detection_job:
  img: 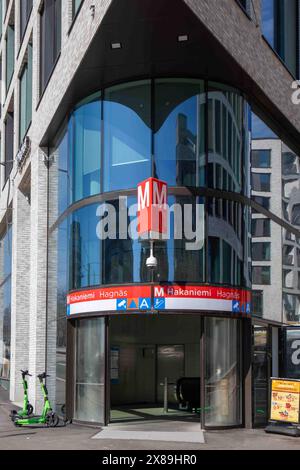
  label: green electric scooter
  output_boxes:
[10,370,34,421]
[14,372,59,428]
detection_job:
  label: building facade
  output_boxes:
[0,0,300,430]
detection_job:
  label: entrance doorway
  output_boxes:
[109,315,201,424]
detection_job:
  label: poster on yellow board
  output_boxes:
[270,379,300,424]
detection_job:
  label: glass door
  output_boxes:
[252,325,271,427]
[74,317,106,424]
[204,318,242,427]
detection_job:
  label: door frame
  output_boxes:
[66,316,109,426]
[66,312,246,429]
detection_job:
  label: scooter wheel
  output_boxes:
[46,412,59,428]
[27,404,34,415]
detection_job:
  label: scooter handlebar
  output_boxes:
[37,372,50,380]
[20,370,32,376]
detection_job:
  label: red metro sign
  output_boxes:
[137,177,168,239]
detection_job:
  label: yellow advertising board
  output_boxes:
[270,379,300,424]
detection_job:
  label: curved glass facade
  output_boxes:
[52,78,250,214]
[47,78,253,427]
[49,78,252,290]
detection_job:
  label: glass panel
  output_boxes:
[73,96,101,202]
[20,0,33,40]
[103,81,151,192]
[251,150,271,168]
[102,195,205,285]
[70,204,101,289]
[283,293,300,324]
[208,198,245,286]
[252,196,270,211]
[251,173,270,192]
[40,0,61,94]
[74,317,106,423]
[204,318,242,427]
[261,0,275,47]
[252,242,271,261]
[252,291,263,317]
[252,218,270,237]
[6,24,14,90]
[284,328,300,378]
[208,83,243,193]
[252,266,271,285]
[19,43,32,143]
[154,78,205,187]
[5,112,13,181]
[252,326,270,427]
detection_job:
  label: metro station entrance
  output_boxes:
[68,313,243,428]
[109,314,201,424]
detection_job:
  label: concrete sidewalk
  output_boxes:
[1,387,300,450]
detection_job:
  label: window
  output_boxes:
[154,79,206,187]
[208,83,244,193]
[20,0,33,41]
[252,218,270,237]
[291,204,300,226]
[261,0,298,77]
[251,173,271,192]
[4,111,14,183]
[19,43,32,143]
[251,150,271,168]
[282,151,298,175]
[72,0,83,18]
[40,0,61,95]
[103,81,151,192]
[252,242,271,261]
[283,293,300,323]
[252,196,270,211]
[252,266,271,285]
[6,23,14,91]
[72,95,101,202]
[252,291,263,317]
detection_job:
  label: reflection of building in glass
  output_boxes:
[251,131,300,324]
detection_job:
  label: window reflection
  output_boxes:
[103,81,151,192]
[208,83,244,194]
[73,95,101,202]
[208,198,246,286]
[154,79,205,186]
[70,204,101,289]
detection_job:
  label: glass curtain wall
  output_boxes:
[103,81,151,192]
[154,79,206,187]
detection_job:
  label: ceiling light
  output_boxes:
[178,35,188,42]
[111,42,122,50]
